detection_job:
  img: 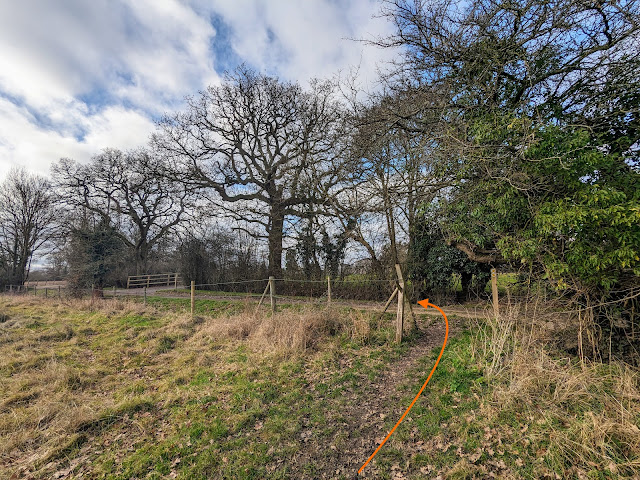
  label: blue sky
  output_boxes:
[0,0,396,181]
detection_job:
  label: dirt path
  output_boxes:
[291,314,463,479]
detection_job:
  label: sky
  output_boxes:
[0,0,397,182]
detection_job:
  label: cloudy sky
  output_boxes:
[0,0,396,182]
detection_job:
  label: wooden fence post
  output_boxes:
[491,268,499,318]
[34,285,37,297]
[255,280,270,315]
[190,281,195,317]
[45,287,48,298]
[269,276,276,314]
[174,274,178,291]
[327,276,332,305]
[395,264,405,344]
[58,285,61,299]
[113,285,116,298]
[144,286,147,305]
[380,287,398,315]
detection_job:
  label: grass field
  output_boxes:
[1,295,638,479]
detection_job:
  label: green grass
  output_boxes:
[379,325,640,479]
[1,295,637,479]
[0,295,414,479]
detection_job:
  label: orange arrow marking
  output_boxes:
[357,299,449,477]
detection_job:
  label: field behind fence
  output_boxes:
[3,268,505,344]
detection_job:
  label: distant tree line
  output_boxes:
[1,0,638,359]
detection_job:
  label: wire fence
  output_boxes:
[1,275,405,313]
[2,269,511,321]
[186,277,398,302]
[1,273,478,307]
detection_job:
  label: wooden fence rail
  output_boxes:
[126,273,181,289]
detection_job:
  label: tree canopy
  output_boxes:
[154,66,354,278]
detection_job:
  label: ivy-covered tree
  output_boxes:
[295,217,322,280]
[66,219,126,297]
[52,149,194,276]
[409,213,490,304]
[320,228,347,279]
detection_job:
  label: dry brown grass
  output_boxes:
[0,294,377,477]
[0,295,164,476]
[470,300,640,477]
[190,306,363,355]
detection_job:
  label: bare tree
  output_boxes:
[373,0,640,264]
[154,66,352,278]
[51,148,195,275]
[328,90,453,277]
[0,168,57,286]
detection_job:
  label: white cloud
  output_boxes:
[0,0,217,113]
[0,0,220,179]
[205,0,396,86]
[0,98,156,179]
[0,0,399,182]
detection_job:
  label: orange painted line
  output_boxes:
[357,299,449,477]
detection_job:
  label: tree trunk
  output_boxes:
[135,247,148,276]
[380,169,399,266]
[15,252,30,286]
[268,204,284,278]
[459,271,473,302]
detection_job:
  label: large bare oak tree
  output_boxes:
[154,67,352,277]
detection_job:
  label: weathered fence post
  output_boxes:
[327,276,332,305]
[45,287,48,298]
[113,285,116,298]
[174,274,178,291]
[269,276,276,314]
[395,264,405,344]
[491,268,499,317]
[58,285,61,299]
[255,280,270,315]
[190,281,195,317]
[144,286,147,305]
[34,285,37,297]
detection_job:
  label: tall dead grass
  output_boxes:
[471,300,640,476]
[190,306,372,354]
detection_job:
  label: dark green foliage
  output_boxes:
[66,220,126,294]
[178,237,213,287]
[409,214,490,303]
[499,126,640,292]
[320,228,347,279]
[295,217,321,280]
